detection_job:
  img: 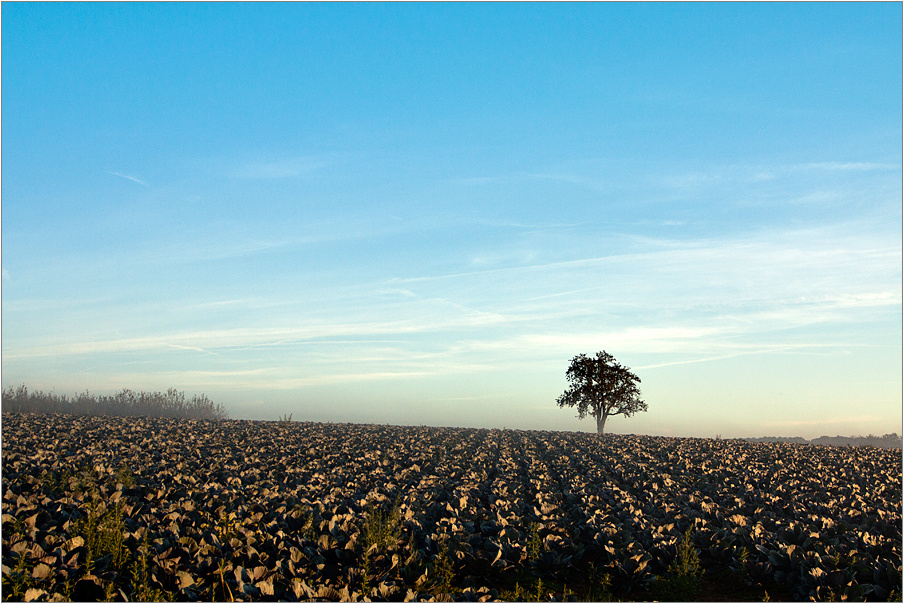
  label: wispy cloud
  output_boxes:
[520,327,724,356]
[2,307,512,360]
[178,298,258,311]
[109,172,148,186]
[452,159,900,207]
[85,362,493,392]
[148,237,297,266]
[389,226,900,301]
[632,345,853,370]
[166,343,212,353]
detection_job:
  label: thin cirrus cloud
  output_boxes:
[452,326,865,367]
[11,224,895,361]
[451,159,900,203]
[130,235,301,268]
[803,161,899,172]
[632,350,820,371]
[2,309,512,361]
[391,227,899,304]
[108,172,148,186]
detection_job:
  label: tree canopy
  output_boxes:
[556,351,647,433]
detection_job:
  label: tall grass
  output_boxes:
[2,384,228,420]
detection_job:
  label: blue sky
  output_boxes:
[2,3,901,438]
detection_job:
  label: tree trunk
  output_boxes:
[596,413,607,434]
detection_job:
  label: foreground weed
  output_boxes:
[732,545,753,586]
[73,497,130,573]
[72,503,100,574]
[2,553,33,599]
[292,504,320,541]
[113,462,136,488]
[363,498,402,552]
[212,558,235,602]
[359,499,403,595]
[432,537,456,596]
[528,522,543,561]
[585,562,613,602]
[503,577,551,603]
[671,528,702,576]
[76,462,102,494]
[58,575,74,601]
[104,580,118,601]
[361,551,371,595]
[38,468,73,495]
[652,527,703,601]
[8,515,26,544]
[535,578,545,601]
[216,510,241,544]
[278,412,293,427]
[130,530,169,602]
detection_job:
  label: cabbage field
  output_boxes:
[2,413,901,601]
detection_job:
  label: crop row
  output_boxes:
[1,413,901,601]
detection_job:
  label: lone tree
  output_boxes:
[557,351,647,434]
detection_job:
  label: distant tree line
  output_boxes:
[1,385,229,421]
[745,434,902,449]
